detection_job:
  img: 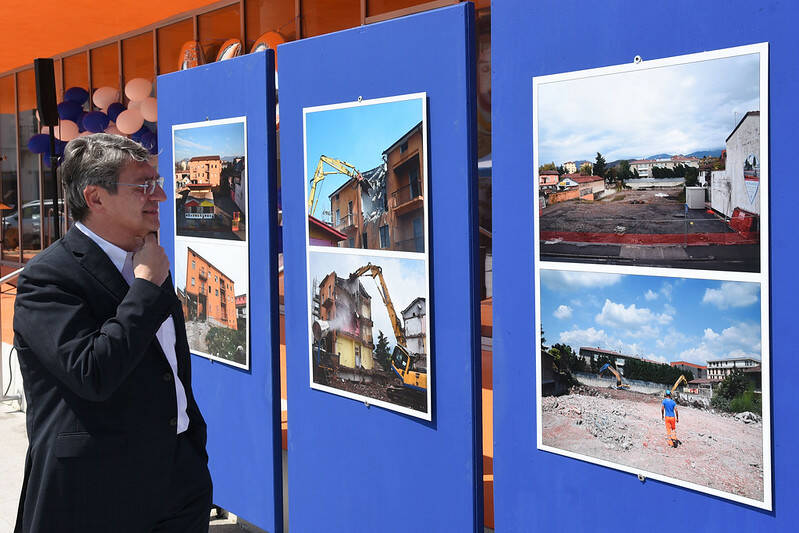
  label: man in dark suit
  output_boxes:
[13,133,211,532]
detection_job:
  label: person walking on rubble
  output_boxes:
[661,390,679,448]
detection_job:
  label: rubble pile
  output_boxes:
[543,394,636,451]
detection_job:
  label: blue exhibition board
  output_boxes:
[279,4,482,532]
[157,52,282,532]
[493,1,798,531]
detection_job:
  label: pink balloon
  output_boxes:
[40,125,50,135]
[128,100,142,111]
[116,109,144,135]
[105,123,121,135]
[79,131,93,137]
[93,86,119,109]
[54,120,79,141]
[124,78,152,102]
[140,97,158,122]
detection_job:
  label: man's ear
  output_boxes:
[83,185,105,213]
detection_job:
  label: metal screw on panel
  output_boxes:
[633,55,642,64]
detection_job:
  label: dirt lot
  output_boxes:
[542,386,764,502]
[540,188,731,234]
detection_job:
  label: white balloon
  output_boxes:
[140,97,158,122]
[54,120,79,141]
[116,109,144,135]
[124,78,152,102]
[93,86,119,110]
[79,131,92,137]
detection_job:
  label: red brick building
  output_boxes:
[185,247,237,330]
[188,155,222,187]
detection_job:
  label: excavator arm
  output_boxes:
[308,155,362,216]
[670,374,688,395]
[348,263,406,347]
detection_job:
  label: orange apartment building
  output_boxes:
[185,246,238,330]
[327,121,425,252]
[317,271,374,370]
[188,155,223,186]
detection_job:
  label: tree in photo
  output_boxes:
[579,162,592,175]
[593,152,606,178]
[539,162,557,173]
[374,330,391,372]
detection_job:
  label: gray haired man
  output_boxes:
[13,133,211,532]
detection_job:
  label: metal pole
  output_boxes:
[49,130,60,241]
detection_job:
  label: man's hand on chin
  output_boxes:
[133,232,170,285]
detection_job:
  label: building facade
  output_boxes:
[385,121,425,252]
[629,156,700,178]
[711,111,760,218]
[185,246,238,330]
[188,155,222,186]
[670,361,708,380]
[318,271,375,370]
[401,297,427,370]
[706,357,760,380]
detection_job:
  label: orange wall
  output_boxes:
[0,0,222,73]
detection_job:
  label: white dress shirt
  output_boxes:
[75,222,189,434]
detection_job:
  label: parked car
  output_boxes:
[2,199,66,249]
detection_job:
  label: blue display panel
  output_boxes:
[279,4,482,532]
[493,0,798,530]
[157,51,283,532]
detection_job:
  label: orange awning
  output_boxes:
[0,1,220,74]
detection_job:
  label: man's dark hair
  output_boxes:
[60,133,151,222]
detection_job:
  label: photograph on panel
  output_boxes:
[304,93,428,254]
[308,249,431,419]
[173,117,248,241]
[537,269,769,508]
[174,237,249,369]
[534,44,766,273]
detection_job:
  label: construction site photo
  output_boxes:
[173,118,248,241]
[535,49,763,273]
[308,250,430,418]
[304,94,427,254]
[538,269,768,506]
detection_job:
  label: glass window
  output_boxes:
[157,18,193,75]
[122,33,154,96]
[198,4,241,63]
[379,225,389,248]
[191,278,195,286]
[63,53,88,104]
[16,69,42,260]
[90,43,119,107]
[301,0,359,38]
[367,0,422,18]
[245,0,296,48]
[0,75,19,262]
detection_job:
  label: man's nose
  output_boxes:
[151,183,167,201]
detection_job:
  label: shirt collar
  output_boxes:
[75,221,131,274]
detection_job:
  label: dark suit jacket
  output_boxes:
[13,227,207,533]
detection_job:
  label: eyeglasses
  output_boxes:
[116,176,165,195]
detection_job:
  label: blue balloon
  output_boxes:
[131,126,149,142]
[27,134,50,154]
[82,111,110,133]
[55,139,67,156]
[107,102,125,122]
[63,87,89,105]
[57,101,82,122]
[76,111,87,132]
[140,130,157,153]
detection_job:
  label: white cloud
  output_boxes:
[663,303,676,316]
[595,299,673,328]
[702,282,760,309]
[644,289,658,301]
[541,271,622,291]
[678,322,761,365]
[559,327,610,348]
[553,305,573,320]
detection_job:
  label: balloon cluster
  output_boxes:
[27,78,159,167]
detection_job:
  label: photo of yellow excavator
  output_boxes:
[598,363,630,390]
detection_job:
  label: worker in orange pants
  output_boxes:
[661,390,679,448]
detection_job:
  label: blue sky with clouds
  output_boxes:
[540,270,762,366]
[174,121,245,161]
[304,97,423,214]
[537,52,760,165]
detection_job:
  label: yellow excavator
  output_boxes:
[598,363,630,390]
[348,263,427,410]
[307,155,362,217]
[670,374,688,396]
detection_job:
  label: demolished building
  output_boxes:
[316,271,375,370]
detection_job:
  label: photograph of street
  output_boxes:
[537,268,769,507]
[173,117,247,241]
[175,237,249,369]
[308,250,430,419]
[304,94,427,254]
[535,47,765,273]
